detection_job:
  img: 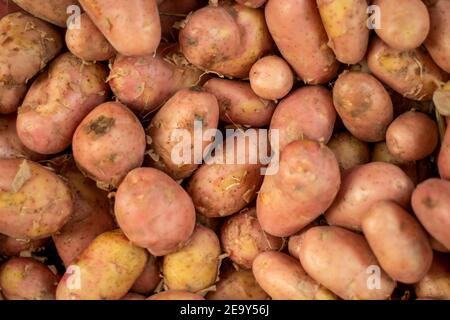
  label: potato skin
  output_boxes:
[203,79,276,127]
[72,102,146,189]
[0,257,58,300]
[414,252,450,300]
[325,162,415,231]
[0,159,73,239]
[148,291,205,300]
[236,0,267,8]
[163,225,221,293]
[0,235,46,257]
[327,132,370,172]
[362,200,433,284]
[0,12,62,114]
[425,0,450,73]
[411,178,450,250]
[333,71,393,142]
[386,111,438,161]
[12,0,77,27]
[221,208,283,269]
[438,124,450,180]
[299,226,396,300]
[270,86,336,151]
[131,255,160,295]
[115,168,196,257]
[79,0,161,57]
[265,0,339,84]
[253,251,337,300]
[17,53,109,155]
[56,230,148,300]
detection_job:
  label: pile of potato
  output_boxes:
[0,0,449,301]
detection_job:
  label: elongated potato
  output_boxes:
[438,124,450,180]
[79,0,161,56]
[0,12,62,114]
[115,168,196,257]
[265,0,339,84]
[411,178,450,250]
[17,53,109,155]
[163,225,221,293]
[327,132,370,172]
[0,257,58,300]
[425,0,450,73]
[0,159,73,239]
[270,86,336,150]
[253,251,336,300]
[56,230,148,300]
[12,0,77,27]
[325,162,415,231]
[0,235,46,256]
[131,255,160,295]
[300,226,396,300]
[414,252,450,300]
[148,291,205,300]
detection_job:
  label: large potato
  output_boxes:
[438,123,450,180]
[300,226,396,300]
[425,0,450,73]
[414,252,450,300]
[12,0,78,27]
[115,168,196,257]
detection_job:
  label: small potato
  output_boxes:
[163,225,221,293]
[411,178,450,250]
[249,55,294,100]
[325,162,415,231]
[203,78,276,127]
[269,86,336,150]
[121,293,146,300]
[0,159,73,239]
[332,71,393,142]
[253,251,336,300]
[362,200,433,284]
[425,0,450,73]
[0,235,46,256]
[148,291,205,300]
[373,0,430,50]
[236,0,267,8]
[438,123,450,180]
[414,252,450,300]
[72,102,146,190]
[12,0,77,27]
[300,226,396,300]
[131,255,160,295]
[221,208,283,269]
[115,168,196,257]
[17,53,109,155]
[66,13,116,62]
[327,132,370,172]
[386,111,438,161]
[56,230,148,300]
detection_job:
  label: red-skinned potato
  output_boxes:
[72,102,146,190]
[0,235,46,256]
[115,167,196,257]
[79,0,161,57]
[438,123,450,180]
[12,0,78,27]
[425,0,450,73]
[414,252,450,300]
[148,291,205,300]
[236,0,267,8]
[300,226,396,300]
[327,132,370,172]
[131,255,160,295]
[17,53,109,155]
[325,162,415,231]
[265,0,339,84]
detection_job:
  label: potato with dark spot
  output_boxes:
[414,252,450,300]
[148,291,205,300]
[12,0,78,27]
[327,132,370,172]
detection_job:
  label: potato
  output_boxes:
[12,0,77,27]
[300,226,396,300]
[108,44,204,116]
[65,13,116,62]
[148,291,205,300]
[56,229,148,300]
[236,0,267,8]
[367,37,446,101]
[317,0,369,64]
[362,200,433,284]
[265,0,339,84]
[131,255,160,295]
[206,267,268,300]
[147,88,219,180]
[179,3,273,78]
[373,0,430,50]
[0,257,58,300]
[269,86,336,151]
[115,168,196,257]
[438,123,450,180]
[414,252,450,300]
[253,251,336,300]
[221,208,283,269]
[425,0,450,73]
[0,235,46,256]
[249,55,294,100]
[411,178,450,250]
[0,12,62,114]
[203,78,276,127]
[0,159,73,239]
[158,0,203,40]
[386,111,438,161]
[433,81,450,116]
[163,225,221,293]
[121,293,146,300]
[325,162,415,231]
[332,71,393,142]
[17,53,109,155]
[79,0,161,57]
[327,132,370,172]
[72,102,146,190]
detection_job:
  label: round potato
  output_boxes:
[414,252,450,300]
[425,0,450,73]
[327,132,370,172]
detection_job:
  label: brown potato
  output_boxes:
[414,252,450,300]
[425,0,450,73]
[148,291,205,300]
[327,132,370,172]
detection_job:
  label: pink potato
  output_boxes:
[438,123,450,180]
[17,53,109,155]
[425,0,450,73]
[12,0,78,27]
[0,234,47,256]
[327,132,370,172]
[131,255,160,295]
[148,291,205,300]
[236,0,267,8]
[414,252,450,300]
[72,102,146,190]
[115,167,196,257]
